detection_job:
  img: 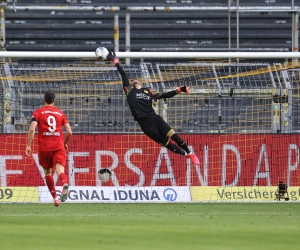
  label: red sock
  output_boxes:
[59,173,68,186]
[45,175,57,199]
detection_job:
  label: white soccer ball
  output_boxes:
[95,47,109,60]
[98,168,112,183]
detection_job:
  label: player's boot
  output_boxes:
[60,184,69,202]
[54,198,61,207]
[185,86,191,94]
[186,153,200,165]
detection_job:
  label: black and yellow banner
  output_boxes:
[0,187,39,203]
[191,186,300,202]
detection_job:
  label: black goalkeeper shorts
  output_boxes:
[137,115,172,146]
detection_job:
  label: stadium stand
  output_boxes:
[4,0,300,52]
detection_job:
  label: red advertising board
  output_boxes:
[1,134,300,186]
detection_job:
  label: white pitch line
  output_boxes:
[0,212,297,217]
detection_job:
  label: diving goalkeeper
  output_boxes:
[100,50,199,165]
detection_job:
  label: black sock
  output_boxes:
[166,142,186,156]
[171,133,190,154]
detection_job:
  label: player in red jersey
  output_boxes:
[25,90,72,207]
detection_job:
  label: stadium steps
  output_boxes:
[4,1,297,52]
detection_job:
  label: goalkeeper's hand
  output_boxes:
[176,86,190,94]
[107,50,119,64]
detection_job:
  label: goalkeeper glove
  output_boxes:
[176,86,190,94]
[107,50,119,64]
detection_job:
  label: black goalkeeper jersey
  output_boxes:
[115,62,177,121]
[125,87,159,120]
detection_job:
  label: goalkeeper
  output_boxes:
[100,50,199,165]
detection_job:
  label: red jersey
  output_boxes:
[32,106,68,151]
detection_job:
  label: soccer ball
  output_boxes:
[95,47,109,60]
[98,168,112,183]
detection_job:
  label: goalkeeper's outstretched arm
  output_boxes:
[105,50,130,92]
[152,86,191,99]
[98,49,191,96]
[115,64,130,89]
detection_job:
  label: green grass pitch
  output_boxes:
[0,203,299,250]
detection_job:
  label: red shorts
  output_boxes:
[38,148,66,169]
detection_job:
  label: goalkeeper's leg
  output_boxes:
[168,131,200,165]
[169,133,191,154]
[165,142,186,155]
